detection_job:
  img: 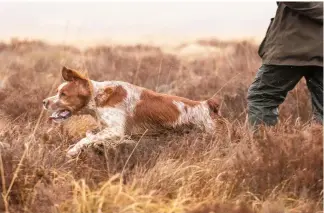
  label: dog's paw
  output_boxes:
[66,146,81,158]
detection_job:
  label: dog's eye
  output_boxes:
[60,92,66,97]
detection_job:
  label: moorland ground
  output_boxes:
[0,39,322,213]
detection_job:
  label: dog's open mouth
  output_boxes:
[49,109,72,123]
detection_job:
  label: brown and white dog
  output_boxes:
[43,67,220,157]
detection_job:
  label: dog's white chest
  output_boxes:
[97,107,126,133]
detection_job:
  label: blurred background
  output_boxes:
[0,1,277,46]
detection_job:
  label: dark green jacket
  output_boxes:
[258,2,323,67]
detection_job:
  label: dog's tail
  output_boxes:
[206,95,221,115]
[204,73,240,115]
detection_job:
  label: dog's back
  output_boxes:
[92,80,219,135]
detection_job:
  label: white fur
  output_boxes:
[58,82,69,91]
[43,82,68,110]
[91,80,142,115]
[172,101,215,131]
[67,127,124,157]
[67,80,142,157]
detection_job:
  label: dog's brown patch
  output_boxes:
[95,86,127,107]
[54,80,91,112]
[45,67,92,113]
[131,90,199,128]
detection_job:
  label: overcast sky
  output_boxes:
[0,1,277,45]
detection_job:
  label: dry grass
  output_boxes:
[0,38,322,213]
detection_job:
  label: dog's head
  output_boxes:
[43,66,92,123]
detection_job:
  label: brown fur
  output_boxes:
[130,90,180,129]
[45,67,92,113]
[129,89,199,130]
[62,66,88,82]
[94,86,127,107]
[49,81,90,112]
[133,85,201,107]
[206,96,220,115]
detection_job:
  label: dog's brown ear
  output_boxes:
[62,66,87,81]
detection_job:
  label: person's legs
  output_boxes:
[247,64,304,126]
[304,66,323,124]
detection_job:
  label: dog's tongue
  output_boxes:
[59,110,70,117]
[49,110,71,120]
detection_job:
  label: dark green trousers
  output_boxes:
[247,64,323,126]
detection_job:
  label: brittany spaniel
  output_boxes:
[43,67,220,157]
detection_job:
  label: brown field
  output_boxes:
[0,38,322,213]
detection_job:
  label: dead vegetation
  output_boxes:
[0,38,322,213]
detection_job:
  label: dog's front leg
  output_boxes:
[66,127,124,158]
